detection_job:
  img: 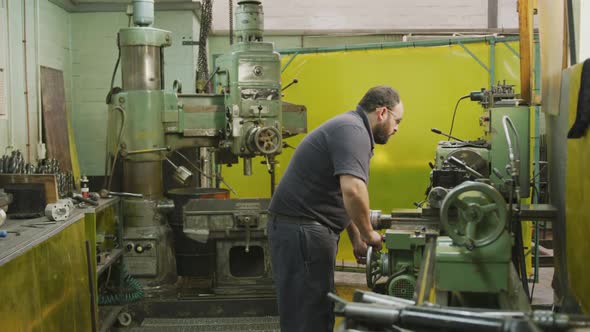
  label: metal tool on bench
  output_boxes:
[45,199,76,221]
[99,189,143,199]
[0,190,10,227]
[0,230,21,237]
[71,193,100,206]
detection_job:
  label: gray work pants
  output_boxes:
[268,214,340,332]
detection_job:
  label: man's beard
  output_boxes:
[373,123,391,145]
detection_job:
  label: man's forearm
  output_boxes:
[340,175,382,250]
[341,181,373,241]
[346,222,362,244]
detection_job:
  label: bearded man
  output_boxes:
[268,86,405,332]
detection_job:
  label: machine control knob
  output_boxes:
[135,245,144,254]
[126,243,134,252]
[145,243,153,250]
[248,126,281,155]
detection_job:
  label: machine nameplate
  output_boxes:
[183,105,223,113]
[235,202,262,210]
[183,129,219,137]
[126,257,157,277]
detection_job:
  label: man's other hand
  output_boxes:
[352,239,368,264]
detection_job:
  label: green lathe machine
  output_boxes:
[105,0,306,294]
[366,83,548,310]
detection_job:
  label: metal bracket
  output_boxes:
[501,41,520,59]
[457,41,490,73]
[281,52,299,73]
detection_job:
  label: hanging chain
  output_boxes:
[196,0,213,92]
[229,0,234,45]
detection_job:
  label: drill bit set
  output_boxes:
[0,149,75,198]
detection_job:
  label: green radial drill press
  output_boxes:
[105,0,306,290]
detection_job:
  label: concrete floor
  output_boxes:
[530,267,554,307]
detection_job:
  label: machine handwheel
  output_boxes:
[366,246,383,289]
[254,127,281,155]
[439,181,506,249]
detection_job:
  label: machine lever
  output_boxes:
[492,167,505,180]
[205,67,219,87]
[281,78,298,91]
[431,128,465,142]
[448,156,485,179]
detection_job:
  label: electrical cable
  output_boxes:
[447,95,471,139]
[106,106,126,191]
[107,43,121,104]
[502,116,521,177]
[98,265,144,305]
[103,43,122,189]
[502,115,530,301]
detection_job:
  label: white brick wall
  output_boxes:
[498,0,518,29]
[579,0,590,61]
[212,0,519,32]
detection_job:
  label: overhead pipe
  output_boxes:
[278,35,520,55]
[34,0,45,159]
[4,0,13,149]
[22,0,32,162]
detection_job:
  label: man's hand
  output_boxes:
[341,175,383,254]
[351,238,368,264]
[366,230,383,251]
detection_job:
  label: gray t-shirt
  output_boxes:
[269,106,375,232]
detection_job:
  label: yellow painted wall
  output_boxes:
[221,41,522,262]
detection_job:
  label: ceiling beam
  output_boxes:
[48,0,200,15]
[210,28,521,37]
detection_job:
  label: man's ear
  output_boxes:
[378,107,387,120]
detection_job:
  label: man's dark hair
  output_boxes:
[358,86,400,113]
